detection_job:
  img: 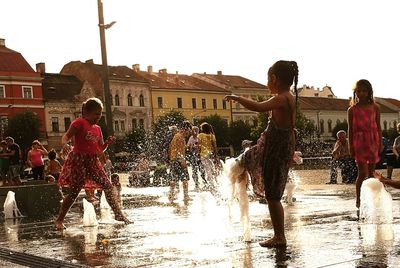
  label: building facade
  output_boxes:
[60,60,152,137]
[0,38,46,140]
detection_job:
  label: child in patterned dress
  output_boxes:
[225,60,298,248]
[348,79,383,209]
[54,97,131,230]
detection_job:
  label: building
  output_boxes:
[298,85,336,98]
[133,66,232,123]
[39,64,84,150]
[192,71,269,124]
[60,60,152,136]
[299,96,399,140]
[0,38,46,139]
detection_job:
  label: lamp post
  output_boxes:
[97,0,115,136]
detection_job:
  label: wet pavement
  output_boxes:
[1,168,400,267]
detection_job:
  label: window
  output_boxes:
[222,100,227,109]
[139,119,144,129]
[201,98,206,109]
[383,121,388,131]
[51,117,59,132]
[157,97,163,108]
[328,119,332,133]
[177,97,182,108]
[64,117,71,132]
[114,120,120,132]
[114,94,120,106]
[109,94,113,105]
[127,94,133,106]
[0,85,5,98]
[139,94,144,107]
[132,118,137,129]
[319,119,325,133]
[120,120,125,132]
[213,99,217,110]
[192,98,197,109]
[22,86,33,99]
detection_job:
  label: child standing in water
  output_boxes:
[348,79,382,209]
[54,97,131,230]
[224,60,298,248]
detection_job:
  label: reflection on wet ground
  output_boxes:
[1,169,400,267]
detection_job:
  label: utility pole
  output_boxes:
[97,0,114,136]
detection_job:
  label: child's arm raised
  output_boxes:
[224,94,287,113]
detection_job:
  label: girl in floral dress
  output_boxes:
[54,97,131,230]
[348,79,382,208]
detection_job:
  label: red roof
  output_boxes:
[0,45,35,73]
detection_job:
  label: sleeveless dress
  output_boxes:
[351,104,380,164]
[243,98,295,200]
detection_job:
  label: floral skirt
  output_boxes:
[58,151,112,190]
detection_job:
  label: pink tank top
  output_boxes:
[29,150,44,167]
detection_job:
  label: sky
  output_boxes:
[1,0,399,100]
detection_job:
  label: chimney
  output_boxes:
[217,70,222,76]
[85,59,94,64]
[36,62,46,74]
[0,38,5,47]
[147,65,153,73]
[132,64,140,72]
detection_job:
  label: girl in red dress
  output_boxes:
[54,97,131,230]
[348,79,383,208]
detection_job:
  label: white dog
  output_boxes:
[221,152,251,242]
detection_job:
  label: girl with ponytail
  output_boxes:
[224,60,298,248]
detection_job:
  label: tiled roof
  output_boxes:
[381,98,400,108]
[298,96,398,113]
[0,45,35,73]
[90,64,149,83]
[135,71,227,92]
[42,73,82,101]
[193,73,267,89]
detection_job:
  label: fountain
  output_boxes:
[100,191,113,222]
[360,178,393,224]
[3,191,23,219]
[83,198,99,227]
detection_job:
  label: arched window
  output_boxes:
[336,119,341,125]
[383,120,387,131]
[328,119,332,133]
[109,94,113,105]
[320,119,325,133]
[114,94,120,106]
[139,94,145,107]
[127,94,133,106]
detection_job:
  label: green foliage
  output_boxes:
[229,120,252,152]
[331,121,348,139]
[152,111,187,161]
[5,110,41,153]
[116,128,146,153]
[195,114,229,147]
[295,110,316,143]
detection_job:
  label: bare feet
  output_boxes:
[115,214,133,224]
[259,237,287,248]
[54,220,66,231]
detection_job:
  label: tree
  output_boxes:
[229,120,252,153]
[331,121,348,139]
[152,111,187,161]
[196,114,229,147]
[5,110,41,158]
